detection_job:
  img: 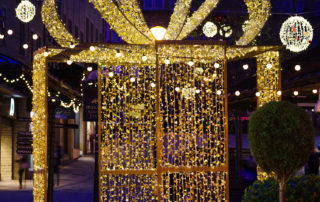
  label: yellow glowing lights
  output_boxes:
[0,34,4,39]
[267,63,272,69]
[67,60,72,65]
[23,43,29,49]
[164,58,170,65]
[313,89,318,94]
[256,92,261,97]
[277,90,282,96]
[295,65,301,71]
[130,77,136,82]
[108,72,114,77]
[7,29,13,35]
[203,21,218,38]
[33,34,38,40]
[214,63,220,68]
[235,91,240,96]
[70,43,76,49]
[87,67,93,72]
[151,83,156,88]
[90,46,95,51]
[217,90,222,95]
[142,55,147,62]
[294,91,299,96]
[243,64,249,70]
[116,50,121,58]
[44,52,49,57]
[188,60,194,66]
[150,26,167,40]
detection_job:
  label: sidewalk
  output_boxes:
[0,155,95,202]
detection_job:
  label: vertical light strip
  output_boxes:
[32,51,48,202]
[256,51,281,180]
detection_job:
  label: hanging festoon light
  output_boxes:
[280,16,313,52]
[203,21,218,38]
[15,0,36,23]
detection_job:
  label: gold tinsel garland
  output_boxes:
[165,0,193,40]
[177,0,220,40]
[236,0,271,45]
[41,0,79,48]
[89,0,152,44]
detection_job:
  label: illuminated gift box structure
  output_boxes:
[32,0,281,201]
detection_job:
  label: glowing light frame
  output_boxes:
[32,42,281,201]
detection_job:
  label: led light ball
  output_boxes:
[196,89,201,94]
[151,83,156,88]
[67,60,72,65]
[15,0,36,23]
[142,55,147,62]
[44,52,49,57]
[7,29,13,35]
[0,34,4,39]
[295,65,301,71]
[280,16,313,52]
[108,72,114,77]
[277,91,282,96]
[175,87,180,92]
[217,90,222,95]
[188,60,194,66]
[267,63,272,69]
[243,64,249,70]
[87,67,93,72]
[165,58,170,65]
[214,63,220,68]
[23,43,28,49]
[293,91,299,96]
[219,24,233,38]
[312,89,318,94]
[255,92,261,97]
[130,77,135,82]
[235,91,240,96]
[203,21,218,38]
[90,46,95,51]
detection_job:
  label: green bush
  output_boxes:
[243,175,320,202]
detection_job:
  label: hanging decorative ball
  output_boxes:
[203,21,218,38]
[280,16,313,52]
[16,0,36,23]
[219,24,233,38]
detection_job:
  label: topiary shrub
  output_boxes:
[248,101,314,202]
[243,175,320,202]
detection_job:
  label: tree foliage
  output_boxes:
[248,101,314,181]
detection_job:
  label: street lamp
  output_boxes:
[150,26,167,41]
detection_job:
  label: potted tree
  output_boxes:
[248,101,314,202]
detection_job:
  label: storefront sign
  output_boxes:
[83,85,98,122]
[16,131,33,154]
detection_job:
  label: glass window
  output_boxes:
[144,0,153,9]
[155,0,164,9]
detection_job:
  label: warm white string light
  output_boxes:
[295,64,301,71]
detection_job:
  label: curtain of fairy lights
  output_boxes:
[256,51,281,180]
[160,62,227,201]
[98,59,228,201]
[99,64,157,201]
